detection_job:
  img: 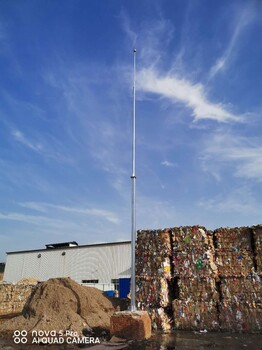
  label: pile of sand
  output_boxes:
[0,277,125,337]
[18,278,39,284]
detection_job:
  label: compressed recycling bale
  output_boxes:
[136,277,170,308]
[171,226,218,279]
[172,300,219,331]
[172,251,218,279]
[220,274,261,304]
[136,229,171,255]
[171,226,214,252]
[136,228,172,331]
[136,230,172,309]
[136,301,172,332]
[214,227,255,277]
[214,227,253,250]
[218,301,262,333]
[215,251,254,277]
[136,229,172,279]
[215,250,254,277]
[252,225,262,275]
[178,276,219,302]
[147,307,172,333]
[136,256,171,280]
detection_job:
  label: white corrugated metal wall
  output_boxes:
[3,242,131,284]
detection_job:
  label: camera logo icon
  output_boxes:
[13,330,28,344]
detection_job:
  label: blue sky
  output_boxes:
[0,0,261,261]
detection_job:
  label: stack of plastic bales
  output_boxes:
[171,226,219,330]
[252,225,262,275]
[135,224,262,332]
[214,227,261,332]
[136,229,172,331]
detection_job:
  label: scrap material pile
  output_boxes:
[253,225,262,275]
[218,275,262,332]
[171,226,219,331]
[136,225,262,333]
[214,227,254,277]
[136,229,172,331]
[214,227,261,332]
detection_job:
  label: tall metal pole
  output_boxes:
[131,48,137,312]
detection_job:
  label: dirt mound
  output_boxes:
[0,277,125,337]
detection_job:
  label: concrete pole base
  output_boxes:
[110,310,151,341]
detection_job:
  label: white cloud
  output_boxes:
[139,19,174,67]
[201,132,262,182]
[43,62,132,200]
[18,202,47,213]
[0,212,80,231]
[198,187,262,216]
[209,59,227,79]
[19,202,120,224]
[120,11,174,67]
[209,4,256,79]
[161,160,176,168]
[137,68,243,123]
[119,9,137,47]
[10,127,75,165]
[12,129,43,152]
[137,195,181,229]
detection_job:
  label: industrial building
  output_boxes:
[3,241,131,297]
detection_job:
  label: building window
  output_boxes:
[82,279,99,284]
[111,279,119,290]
